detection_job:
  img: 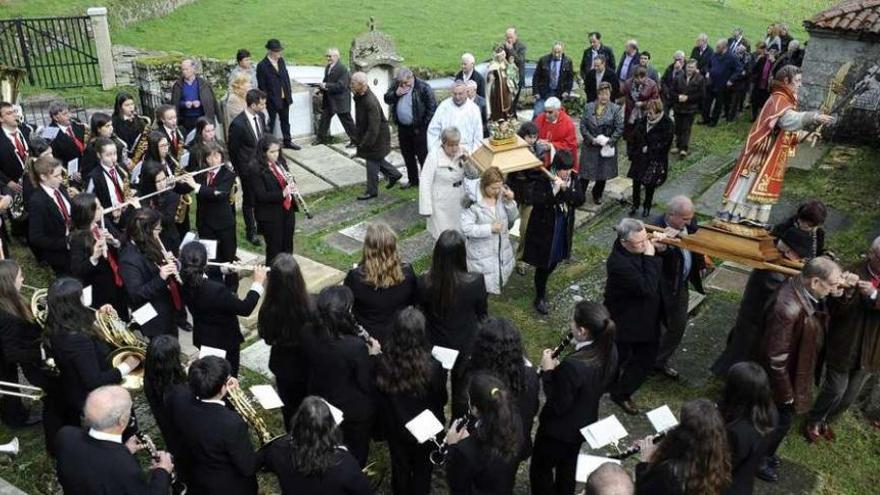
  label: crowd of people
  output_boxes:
[0,18,874,495]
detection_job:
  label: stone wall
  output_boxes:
[800,30,880,143]
[132,53,234,117]
[111,0,199,28]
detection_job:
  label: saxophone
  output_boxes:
[169,154,192,224]
[129,115,152,167]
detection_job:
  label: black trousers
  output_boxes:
[266,102,291,141]
[808,368,872,425]
[611,341,659,401]
[198,224,237,262]
[276,376,308,432]
[631,182,656,211]
[656,285,690,368]
[239,177,257,239]
[0,361,27,427]
[388,436,433,495]
[341,417,373,467]
[766,403,795,457]
[708,86,734,123]
[751,87,770,121]
[580,178,607,202]
[317,107,357,143]
[397,125,429,185]
[259,211,295,265]
[365,158,402,196]
[534,264,557,300]
[529,433,582,495]
[674,112,695,151]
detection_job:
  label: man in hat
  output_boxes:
[711,225,816,376]
[257,38,300,150]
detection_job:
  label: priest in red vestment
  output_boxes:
[535,97,579,171]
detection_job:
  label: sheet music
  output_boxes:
[67,158,79,176]
[646,405,679,433]
[431,346,459,370]
[131,303,158,326]
[198,345,227,359]
[323,399,344,425]
[81,285,92,307]
[580,415,628,449]
[405,409,445,444]
[250,385,284,409]
[40,126,60,140]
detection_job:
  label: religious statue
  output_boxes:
[717,65,833,228]
[486,44,518,122]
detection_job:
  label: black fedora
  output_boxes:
[265,39,283,51]
[779,226,813,259]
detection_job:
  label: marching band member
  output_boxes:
[46,100,86,170]
[171,356,259,495]
[179,241,265,376]
[375,307,447,495]
[530,300,618,495]
[185,116,217,172]
[27,156,73,275]
[251,135,297,265]
[68,193,128,319]
[154,105,186,163]
[119,208,182,338]
[257,253,315,428]
[137,159,197,256]
[305,286,381,467]
[111,93,145,153]
[85,137,132,228]
[46,277,140,427]
[141,131,195,242]
[262,396,372,495]
[193,141,237,284]
[80,113,128,180]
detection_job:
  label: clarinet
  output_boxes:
[538,332,573,375]
[429,414,475,466]
[135,431,177,483]
[355,323,372,343]
[608,431,666,460]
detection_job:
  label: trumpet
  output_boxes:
[0,380,44,400]
[281,169,313,219]
[226,386,284,446]
[429,414,475,466]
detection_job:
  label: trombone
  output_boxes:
[0,380,43,400]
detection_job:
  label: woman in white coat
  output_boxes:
[419,127,467,239]
[460,166,518,294]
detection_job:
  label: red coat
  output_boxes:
[535,109,579,171]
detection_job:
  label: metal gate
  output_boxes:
[0,16,100,89]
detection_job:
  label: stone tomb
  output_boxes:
[285,144,366,188]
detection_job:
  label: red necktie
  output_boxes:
[208,170,217,186]
[171,132,178,154]
[67,126,84,154]
[167,279,183,311]
[12,132,27,163]
[108,168,124,202]
[92,226,123,286]
[269,162,292,210]
[53,189,70,227]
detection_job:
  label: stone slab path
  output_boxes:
[285,145,366,188]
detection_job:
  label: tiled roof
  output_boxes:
[804,0,880,34]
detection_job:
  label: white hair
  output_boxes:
[441,127,461,145]
[697,33,708,41]
[788,40,800,50]
[544,97,562,110]
[674,50,686,60]
[181,58,198,70]
[667,195,694,215]
[327,47,340,57]
[351,72,367,85]
[461,53,475,64]
[452,80,468,90]
[615,218,645,241]
[84,386,131,431]
[396,67,414,81]
[871,235,880,253]
[465,80,478,89]
[627,39,638,49]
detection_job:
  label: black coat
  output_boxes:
[182,278,259,358]
[627,115,674,187]
[354,88,391,161]
[86,163,130,210]
[537,341,618,442]
[454,69,486,97]
[27,186,72,275]
[156,126,186,163]
[533,54,575,98]
[322,62,353,114]
[635,460,686,495]
[650,214,706,296]
[49,331,122,421]
[305,332,376,423]
[726,419,770,495]
[113,115,144,152]
[144,190,182,256]
[522,175,586,269]
[171,398,259,495]
[384,78,437,130]
[580,45,616,79]
[344,264,417,344]
[80,138,126,181]
[227,111,265,177]
[119,243,177,337]
[583,68,621,102]
[144,383,193,483]
[48,120,86,166]
[257,57,292,110]
[377,358,447,443]
[69,229,128,318]
[0,124,30,184]
[55,427,172,495]
[195,165,237,232]
[671,72,705,115]
[690,45,713,75]
[446,429,520,495]
[416,272,488,352]
[252,159,298,224]
[0,310,45,387]
[604,240,666,343]
[262,445,371,495]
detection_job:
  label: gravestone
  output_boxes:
[350,20,403,118]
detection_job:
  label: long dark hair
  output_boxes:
[467,372,522,462]
[192,117,214,147]
[125,208,165,265]
[258,254,313,346]
[45,277,97,338]
[719,361,778,435]
[0,261,32,321]
[650,399,732,495]
[376,307,433,396]
[137,159,166,196]
[144,335,186,409]
[572,300,616,380]
[71,192,98,232]
[465,318,526,396]
[424,229,469,313]
[179,241,207,289]
[145,131,168,163]
[288,396,343,476]
[112,92,134,118]
[89,112,112,143]
[314,286,358,340]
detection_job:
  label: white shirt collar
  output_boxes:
[575,340,594,350]
[88,428,122,444]
[200,398,225,406]
[40,183,60,198]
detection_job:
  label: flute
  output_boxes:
[102,163,226,216]
[206,261,270,273]
[155,235,182,284]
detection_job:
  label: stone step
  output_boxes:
[284,144,366,188]
[398,230,434,264]
[687,289,706,314]
[0,477,27,495]
[704,262,752,293]
[279,150,335,196]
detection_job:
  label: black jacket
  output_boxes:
[55,426,172,495]
[113,115,144,152]
[454,69,487,97]
[144,190,182,255]
[533,54,575,98]
[252,159,298,224]
[227,110,266,177]
[671,71,705,115]
[580,45,616,79]
[523,175,586,269]
[119,243,177,337]
[416,272,488,352]
[583,68,621,102]
[27,186,72,275]
[182,278,259,356]
[80,138,126,181]
[384,78,437,130]
[537,341,618,442]
[171,397,259,495]
[321,62,353,114]
[604,240,666,343]
[0,124,30,185]
[69,228,128,318]
[48,120,86,166]
[0,310,45,386]
[354,88,391,161]
[725,418,770,495]
[49,331,122,420]
[257,56,292,110]
[262,445,371,495]
[344,264,417,344]
[690,45,713,75]
[156,125,186,164]
[635,460,686,495]
[446,429,520,495]
[86,163,130,210]
[144,383,193,483]
[651,214,706,296]
[617,50,641,81]
[195,164,237,232]
[171,75,217,122]
[305,332,376,423]
[627,115,674,187]
[377,358,447,443]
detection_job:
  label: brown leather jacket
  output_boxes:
[826,260,880,372]
[761,276,830,414]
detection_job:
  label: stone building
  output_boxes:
[800,0,880,143]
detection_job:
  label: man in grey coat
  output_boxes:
[351,72,402,200]
[315,48,358,147]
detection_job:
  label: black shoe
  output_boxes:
[386,176,401,190]
[400,182,417,190]
[628,207,638,217]
[533,299,549,315]
[247,236,263,247]
[756,463,779,482]
[357,193,377,201]
[284,141,302,150]
[611,397,640,415]
[641,207,650,218]
[593,195,603,205]
[767,454,781,469]
[345,141,358,149]
[655,365,679,380]
[312,139,329,146]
